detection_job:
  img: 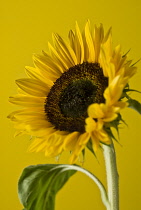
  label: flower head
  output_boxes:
[8,21,138,163]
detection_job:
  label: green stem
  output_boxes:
[103,143,119,210]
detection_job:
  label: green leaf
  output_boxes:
[18,164,110,210]
[123,89,141,94]
[127,98,141,114]
[18,164,76,210]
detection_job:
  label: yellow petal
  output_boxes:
[94,24,104,62]
[102,27,112,56]
[45,133,66,157]
[9,95,45,107]
[84,20,95,62]
[25,66,53,87]
[52,33,77,66]
[102,113,118,122]
[48,42,68,70]
[91,131,100,152]
[104,75,124,105]
[97,130,111,144]
[68,30,75,52]
[85,117,96,133]
[75,22,84,63]
[88,103,104,118]
[69,153,78,164]
[64,131,80,150]
[69,132,90,164]
[114,101,128,109]
[16,78,49,97]
[78,132,90,145]
[33,54,62,80]
[28,137,47,152]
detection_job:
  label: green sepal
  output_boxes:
[127,98,141,114]
[18,164,76,210]
[122,49,131,58]
[104,126,118,142]
[131,58,141,66]
[87,138,95,155]
[121,83,141,99]
[123,88,141,94]
[122,83,141,114]
[82,148,85,160]
[105,114,122,134]
[104,114,127,144]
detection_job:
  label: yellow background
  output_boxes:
[1,0,141,209]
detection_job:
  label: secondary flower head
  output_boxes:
[8,20,138,163]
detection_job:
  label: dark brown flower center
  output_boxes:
[45,62,108,133]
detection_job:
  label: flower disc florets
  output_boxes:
[45,62,108,133]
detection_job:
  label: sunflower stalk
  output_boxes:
[103,143,119,210]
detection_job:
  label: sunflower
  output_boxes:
[8,20,137,163]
